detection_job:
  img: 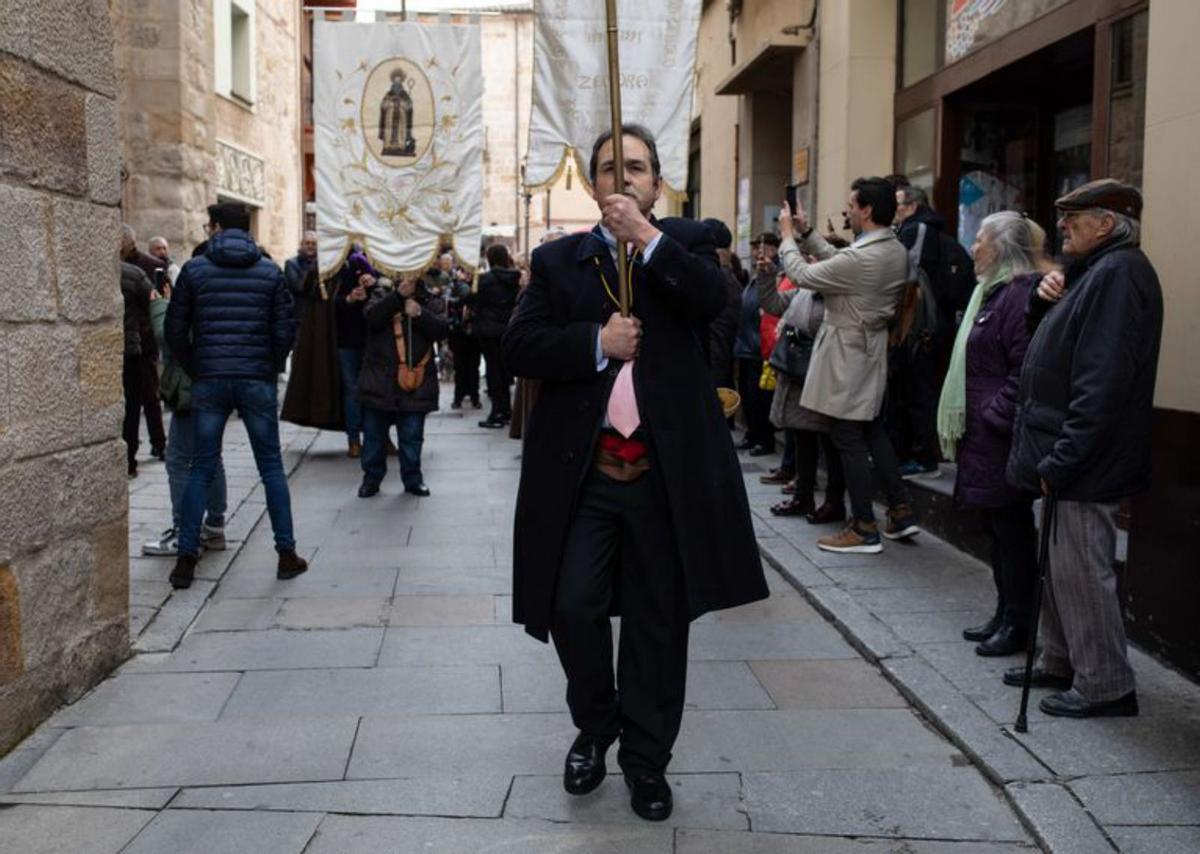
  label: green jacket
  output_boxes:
[151,297,191,413]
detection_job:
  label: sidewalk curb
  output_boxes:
[757,537,1119,854]
[130,427,321,655]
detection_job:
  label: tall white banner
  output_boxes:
[525,0,701,197]
[314,20,482,277]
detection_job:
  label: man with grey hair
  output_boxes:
[148,236,181,286]
[1005,178,1161,719]
[284,230,319,339]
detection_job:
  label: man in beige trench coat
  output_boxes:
[776,176,920,554]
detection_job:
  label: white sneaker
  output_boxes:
[201,524,227,551]
[142,528,179,557]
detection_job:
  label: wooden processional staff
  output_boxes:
[604,0,631,317]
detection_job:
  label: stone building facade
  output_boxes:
[111,0,304,263]
[0,0,129,754]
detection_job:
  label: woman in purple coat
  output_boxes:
[937,212,1054,657]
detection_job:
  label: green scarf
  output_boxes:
[936,265,1012,461]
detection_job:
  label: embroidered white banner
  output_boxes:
[314,19,482,277]
[525,0,701,197]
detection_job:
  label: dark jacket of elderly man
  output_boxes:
[1006,178,1162,720]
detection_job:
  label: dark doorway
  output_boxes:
[944,27,1094,250]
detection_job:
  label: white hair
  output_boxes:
[977,211,1047,277]
[149,235,169,249]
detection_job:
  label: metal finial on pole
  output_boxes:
[604,0,630,317]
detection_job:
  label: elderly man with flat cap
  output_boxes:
[1004,179,1162,718]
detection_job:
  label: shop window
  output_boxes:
[215,0,256,106]
[896,108,936,191]
[901,0,943,88]
[1107,11,1148,188]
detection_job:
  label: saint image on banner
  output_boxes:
[361,58,434,166]
[379,69,416,156]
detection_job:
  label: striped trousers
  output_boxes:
[1037,500,1136,701]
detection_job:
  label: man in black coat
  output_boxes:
[1005,179,1162,719]
[469,243,521,428]
[502,126,768,822]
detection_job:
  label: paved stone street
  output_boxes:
[2,398,1039,853]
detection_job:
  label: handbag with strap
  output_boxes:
[768,323,814,379]
[393,314,431,393]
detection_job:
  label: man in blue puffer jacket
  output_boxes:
[165,202,306,589]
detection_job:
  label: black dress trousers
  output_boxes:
[550,466,690,777]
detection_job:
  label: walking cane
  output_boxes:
[1015,492,1057,733]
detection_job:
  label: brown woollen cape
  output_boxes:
[282,265,345,431]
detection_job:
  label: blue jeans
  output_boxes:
[337,347,364,443]
[362,407,426,489]
[167,410,227,530]
[179,379,295,557]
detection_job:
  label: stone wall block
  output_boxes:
[77,401,123,452]
[0,565,23,684]
[0,0,117,97]
[85,94,122,206]
[0,457,59,562]
[11,537,92,673]
[78,325,124,412]
[0,186,58,322]
[0,55,89,197]
[89,518,129,622]
[53,198,121,323]
[54,440,129,533]
[0,324,83,463]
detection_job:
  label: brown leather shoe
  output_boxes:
[759,468,792,485]
[277,550,309,580]
[347,441,362,459]
[817,521,883,554]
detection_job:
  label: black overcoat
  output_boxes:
[502,217,769,642]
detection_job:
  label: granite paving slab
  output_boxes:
[1068,769,1200,826]
[686,621,858,661]
[303,815,674,854]
[676,828,1036,853]
[1003,782,1115,854]
[47,672,241,727]
[748,660,908,709]
[192,597,285,632]
[172,776,510,817]
[0,788,176,809]
[377,625,561,667]
[0,804,154,854]
[500,661,775,714]
[273,596,390,629]
[1107,826,1200,854]
[121,809,322,854]
[12,718,359,792]
[387,594,497,626]
[504,772,747,831]
[1009,716,1200,776]
[127,628,385,672]
[212,564,399,599]
[220,665,501,719]
[743,767,1028,840]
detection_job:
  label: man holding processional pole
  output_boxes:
[503,0,767,822]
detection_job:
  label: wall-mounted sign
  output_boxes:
[793,147,809,185]
[216,140,265,206]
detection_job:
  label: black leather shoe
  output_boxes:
[405,483,431,497]
[806,502,847,525]
[170,554,197,590]
[963,610,1003,642]
[1040,688,1138,718]
[478,417,505,429]
[564,734,612,795]
[357,480,380,498]
[625,772,672,821]
[747,444,774,457]
[1003,665,1073,690]
[975,624,1027,657]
